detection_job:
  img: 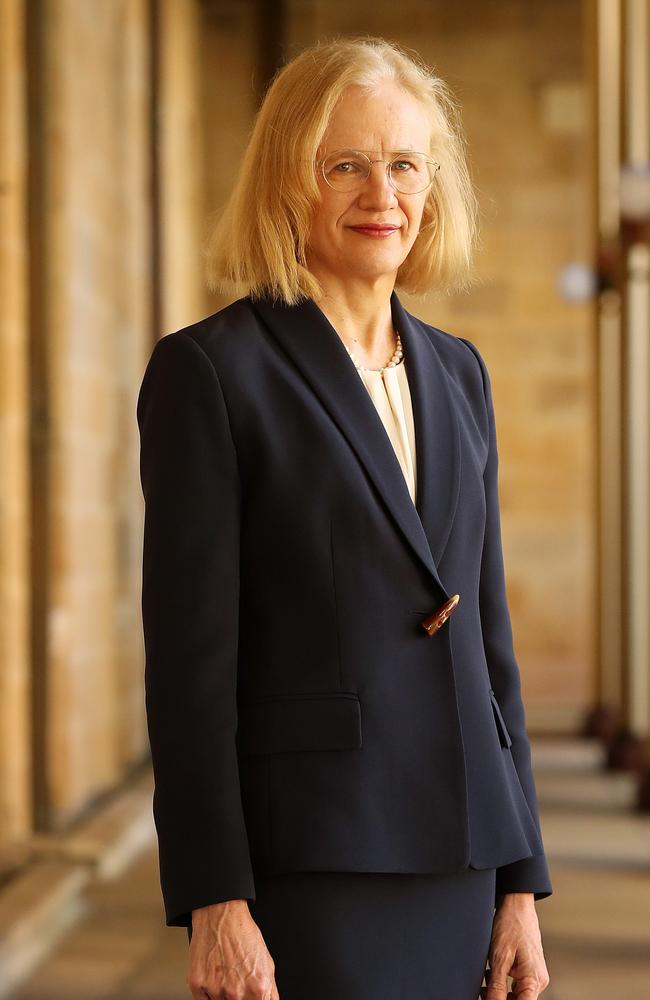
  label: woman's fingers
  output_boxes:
[481,966,548,1000]
[481,964,511,999]
[186,900,277,999]
[486,897,550,999]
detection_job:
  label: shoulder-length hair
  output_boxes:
[203,35,480,305]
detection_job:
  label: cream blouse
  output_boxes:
[351,357,417,505]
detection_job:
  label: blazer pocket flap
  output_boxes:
[237,692,362,756]
[489,690,513,748]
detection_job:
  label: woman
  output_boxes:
[137,35,552,1000]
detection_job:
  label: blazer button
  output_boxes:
[420,594,460,636]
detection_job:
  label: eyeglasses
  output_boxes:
[317,148,440,195]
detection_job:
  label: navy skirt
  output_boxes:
[188,866,496,1000]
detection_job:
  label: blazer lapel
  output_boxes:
[247,291,460,599]
[391,292,461,574]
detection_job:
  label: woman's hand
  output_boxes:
[187,899,280,999]
[480,892,550,999]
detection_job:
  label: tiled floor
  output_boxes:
[11,743,650,1000]
[537,863,650,999]
[11,848,185,1000]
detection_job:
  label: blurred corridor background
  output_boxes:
[1,0,649,997]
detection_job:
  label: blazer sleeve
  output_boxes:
[459,337,553,903]
[137,330,256,928]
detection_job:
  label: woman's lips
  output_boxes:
[348,225,400,238]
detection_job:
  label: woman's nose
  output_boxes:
[356,163,398,209]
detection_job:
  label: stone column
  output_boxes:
[0,0,32,854]
[29,0,154,828]
[156,0,207,332]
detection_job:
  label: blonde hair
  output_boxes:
[203,35,481,305]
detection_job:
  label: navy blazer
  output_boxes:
[137,290,553,928]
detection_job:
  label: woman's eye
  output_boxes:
[393,160,413,172]
[334,161,357,173]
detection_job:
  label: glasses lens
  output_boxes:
[389,153,437,193]
[320,150,439,193]
[321,150,370,191]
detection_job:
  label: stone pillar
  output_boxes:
[0,0,32,853]
[201,0,259,312]
[621,0,650,742]
[114,0,155,770]
[156,0,207,332]
[29,0,153,829]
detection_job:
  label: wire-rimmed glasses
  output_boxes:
[317,148,440,195]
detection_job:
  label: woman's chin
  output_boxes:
[327,252,407,283]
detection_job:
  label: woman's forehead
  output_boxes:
[321,146,422,154]
[320,91,430,151]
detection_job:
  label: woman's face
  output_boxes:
[305,82,432,289]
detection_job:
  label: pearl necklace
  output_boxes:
[344,332,404,373]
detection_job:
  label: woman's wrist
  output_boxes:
[495,891,535,909]
[192,899,250,921]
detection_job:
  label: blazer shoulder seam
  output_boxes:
[415,319,482,378]
[446,336,493,459]
[455,336,487,396]
[174,329,242,473]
